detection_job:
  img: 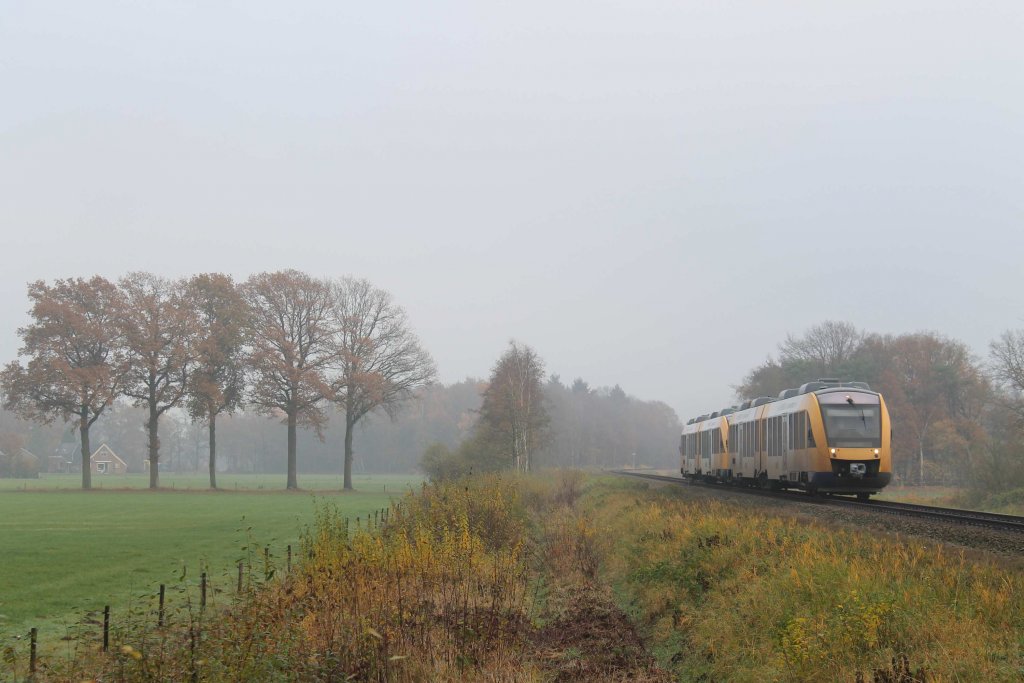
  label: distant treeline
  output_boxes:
[0,373,682,478]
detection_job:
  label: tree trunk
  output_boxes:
[343,414,355,491]
[918,439,925,485]
[287,412,298,490]
[208,411,217,490]
[79,409,92,490]
[148,403,160,489]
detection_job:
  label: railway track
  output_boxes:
[612,470,1024,534]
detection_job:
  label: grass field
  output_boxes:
[0,474,421,651]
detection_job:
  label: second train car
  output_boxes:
[679,379,891,499]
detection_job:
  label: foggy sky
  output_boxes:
[2,1,1022,423]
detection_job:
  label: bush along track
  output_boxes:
[8,473,1021,681]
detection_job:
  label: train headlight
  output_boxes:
[874,448,880,458]
[830,448,836,455]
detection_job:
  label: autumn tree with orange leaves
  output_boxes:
[184,273,248,489]
[330,278,436,490]
[244,270,336,490]
[0,277,126,489]
[119,273,196,489]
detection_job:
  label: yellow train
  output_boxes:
[680,379,892,499]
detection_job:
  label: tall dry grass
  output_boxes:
[585,477,1024,682]
[19,475,542,682]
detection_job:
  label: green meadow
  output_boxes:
[0,474,421,651]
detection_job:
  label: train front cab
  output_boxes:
[808,388,892,497]
[756,387,892,498]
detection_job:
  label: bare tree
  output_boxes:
[184,273,247,489]
[119,273,195,489]
[779,320,864,375]
[0,277,125,489]
[330,278,436,490]
[479,341,548,472]
[990,330,1024,396]
[244,270,336,489]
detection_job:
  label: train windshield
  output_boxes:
[821,405,881,447]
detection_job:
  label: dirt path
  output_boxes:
[531,585,672,683]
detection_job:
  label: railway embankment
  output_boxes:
[629,473,1024,558]
[589,475,1023,681]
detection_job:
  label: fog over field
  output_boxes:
[2,1,1022,420]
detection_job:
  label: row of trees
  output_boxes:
[421,342,682,479]
[0,271,435,490]
[734,320,1024,488]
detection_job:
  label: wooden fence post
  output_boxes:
[237,561,243,593]
[200,572,207,609]
[189,626,199,683]
[103,605,110,652]
[29,627,37,677]
[158,584,166,627]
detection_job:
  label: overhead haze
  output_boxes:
[2,1,1022,421]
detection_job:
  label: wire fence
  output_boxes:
[1,507,393,682]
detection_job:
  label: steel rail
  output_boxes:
[611,470,1024,534]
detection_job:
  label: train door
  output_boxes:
[757,416,766,477]
[781,414,790,475]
